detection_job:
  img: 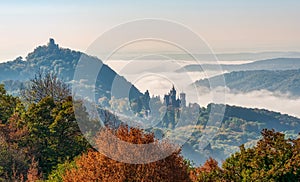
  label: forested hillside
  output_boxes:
[177,58,300,72]
[195,69,300,96]
[176,103,300,165]
[0,39,142,100]
[1,81,300,181]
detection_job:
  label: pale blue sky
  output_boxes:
[1,0,300,62]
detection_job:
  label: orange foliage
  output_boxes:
[198,157,220,173]
[0,113,28,144]
[63,125,191,182]
[0,113,29,181]
[189,157,224,182]
[26,158,41,182]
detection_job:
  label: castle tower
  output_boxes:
[164,85,182,108]
[180,92,186,108]
[170,85,176,103]
[49,38,55,45]
[48,38,59,49]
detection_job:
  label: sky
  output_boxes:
[1,0,300,62]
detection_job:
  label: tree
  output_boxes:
[222,129,300,181]
[46,160,76,182]
[0,85,28,181]
[0,84,18,123]
[21,71,70,103]
[24,96,90,177]
[63,125,191,182]
[26,158,41,182]
[0,110,29,181]
[190,157,225,182]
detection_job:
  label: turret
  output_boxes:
[48,38,59,49]
[180,92,186,107]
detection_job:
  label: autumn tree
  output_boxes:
[286,136,300,181]
[0,108,29,181]
[26,158,41,182]
[189,157,225,182]
[63,125,191,182]
[0,85,30,181]
[1,80,92,180]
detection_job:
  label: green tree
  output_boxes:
[222,129,300,181]
[0,84,18,123]
[24,96,90,177]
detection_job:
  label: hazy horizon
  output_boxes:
[1,38,300,63]
[1,0,300,62]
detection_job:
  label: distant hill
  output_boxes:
[176,58,300,72]
[194,69,300,96]
[180,103,300,164]
[216,103,300,131]
[0,38,143,100]
[115,52,300,61]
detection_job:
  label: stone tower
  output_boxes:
[48,38,59,49]
[180,92,186,108]
[164,85,181,108]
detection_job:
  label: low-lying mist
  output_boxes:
[106,60,300,118]
[197,87,300,118]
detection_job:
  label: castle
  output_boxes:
[48,38,59,49]
[164,86,186,108]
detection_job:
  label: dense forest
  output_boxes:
[1,72,300,181]
[1,40,300,181]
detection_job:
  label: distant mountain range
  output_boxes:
[195,69,300,96]
[0,39,143,100]
[111,52,300,62]
[177,58,300,72]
